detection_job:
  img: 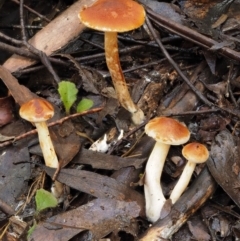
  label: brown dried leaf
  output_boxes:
[187,221,211,241]
[0,66,37,106]
[44,166,145,216]
[30,198,140,241]
[50,120,81,168]
[208,130,240,208]
[72,148,146,170]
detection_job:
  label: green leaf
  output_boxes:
[77,98,94,113]
[35,189,58,212]
[58,81,78,115]
[27,221,37,240]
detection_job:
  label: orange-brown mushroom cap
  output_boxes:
[19,98,54,123]
[145,117,190,145]
[182,142,209,163]
[79,0,145,32]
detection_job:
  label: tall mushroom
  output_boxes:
[170,142,209,204]
[19,98,63,199]
[144,117,190,223]
[79,0,145,125]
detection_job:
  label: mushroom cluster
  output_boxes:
[79,0,146,125]
[144,117,209,223]
[144,117,190,223]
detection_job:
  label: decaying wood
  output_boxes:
[3,0,97,73]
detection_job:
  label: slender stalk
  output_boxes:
[35,121,59,168]
[35,121,64,201]
[104,31,145,124]
[144,141,170,223]
[170,162,196,204]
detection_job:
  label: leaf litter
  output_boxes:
[1,0,240,240]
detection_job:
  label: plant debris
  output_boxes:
[1,0,240,240]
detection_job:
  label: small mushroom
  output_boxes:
[79,0,145,125]
[19,98,63,200]
[170,142,209,204]
[144,117,190,223]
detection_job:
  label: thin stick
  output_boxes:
[0,106,103,148]
[19,0,60,83]
[145,15,213,107]
[11,0,51,22]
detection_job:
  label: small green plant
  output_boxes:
[27,220,37,239]
[58,81,78,115]
[27,189,58,240]
[35,188,58,212]
[77,98,94,113]
[58,81,93,114]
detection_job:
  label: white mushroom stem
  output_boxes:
[144,141,170,223]
[36,121,64,201]
[170,161,196,204]
[35,121,58,168]
[104,32,145,125]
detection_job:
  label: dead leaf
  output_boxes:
[0,133,15,142]
[50,120,81,168]
[188,221,211,241]
[0,140,31,208]
[30,198,140,241]
[208,130,240,208]
[72,147,146,170]
[0,66,37,106]
[43,166,145,216]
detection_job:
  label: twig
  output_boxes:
[0,106,103,148]
[0,41,37,59]
[0,31,22,45]
[11,0,51,22]
[108,119,147,154]
[145,15,213,107]
[19,0,60,83]
[146,7,240,62]
[0,198,15,215]
[165,108,220,117]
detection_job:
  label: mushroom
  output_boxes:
[170,142,209,204]
[79,0,145,125]
[144,117,190,223]
[19,98,63,199]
